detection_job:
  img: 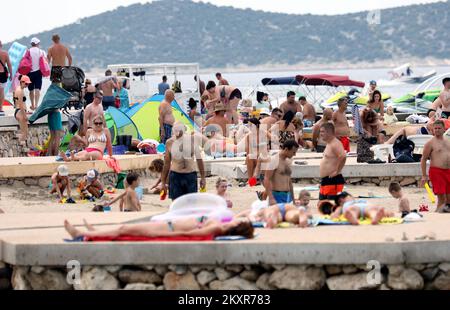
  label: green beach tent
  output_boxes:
[105,107,142,145]
[125,95,194,141]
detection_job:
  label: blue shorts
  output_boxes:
[102,96,115,111]
[48,111,63,131]
[272,191,292,204]
[28,70,43,91]
[169,171,198,200]
[161,123,172,144]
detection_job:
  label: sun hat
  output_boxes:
[30,37,40,45]
[86,169,99,182]
[57,165,69,177]
[214,103,227,112]
[20,75,32,84]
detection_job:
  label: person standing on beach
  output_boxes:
[280,91,302,115]
[99,69,118,111]
[47,109,63,156]
[161,122,206,201]
[216,72,229,86]
[158,76,170,95]
[312,108,333,153]
[264,140,299,205]
[159,89,176,144]
[332,97,351,153]
[319,123,347,201]
[194,75,205,95]
[260,108,283,130]
[0,40,12,117]
[421,120,450,213]
[299,96,316,127]
[202,81,220,120]
[438,77,450,119]
[27,38,46,111]
[47,34,72,83]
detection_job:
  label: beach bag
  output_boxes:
[0,59,8,83]
[393,135,415,163]
[18,50,32,75]
[356,135,374,163]
[39,54,50,77]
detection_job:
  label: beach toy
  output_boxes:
[103,206,112,213]
[248,177,257,187]
[135,186,144,200]
[156,144,166,153]
[59,198,67,204]
[199,186,207,193]
[160,190,167,201]
[424,182,436,204]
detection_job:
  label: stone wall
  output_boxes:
[1,262,449,290]
[0,123,51,158]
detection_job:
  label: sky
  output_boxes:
[0,0,445,43]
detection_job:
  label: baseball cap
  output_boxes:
[86,169,99,182]
[57,165,69,177]
[259,108,270,116]
[369,80,377,85]
[30,37,40,45]
[20,75,32,84]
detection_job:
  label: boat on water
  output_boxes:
[388,63,437,84]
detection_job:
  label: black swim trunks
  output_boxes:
[319,174,346,201]
[169,171,198,200]
[50,66,63,83]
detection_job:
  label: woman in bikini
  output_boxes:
[13,75,31,144]
[367,90,385,121]
[61,115,113,161]
[245,118,271,185]
[236,203,310,228]
[271,110,298,148]
[64,216,254,240]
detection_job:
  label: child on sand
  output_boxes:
[388,182,411,216]
[384,106,398,125]
[295,190,311,211]
[330,192,393,225]
[50,165,74,203]
[104,172,141,212]
[216,177,233,208]
[149,158,164,194]
[78,169,104,200]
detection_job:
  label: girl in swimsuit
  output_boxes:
[61,115,113,161]
[64,217,254,240]
[13,75,31,143]
[367,90,384,121]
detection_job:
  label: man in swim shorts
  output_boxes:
[159,90,176,144]
[264,140,299,205]
[47,34,72,84]
[319,123,347,201]
[421,120,450,213]
[332,97,351,153]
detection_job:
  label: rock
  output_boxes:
[420,268,440,281]
[196,271,217,286]
[189,266,202,274]
[38,178,50,188]
[272,264,286,271]
[154,266,169,276]
[11,267,31,290]
[225,265,244,273]
[432,272,450,290]
[371,178,381,185]
[379,180,391,187]
[118,269,162,285]
[408,264,426,271]
[13,180,25,189]
[326,273,380,290]
[240,270,260,282]
[362,178,372,183]
[30,266,45,274]
[75,267,119,290]
[388,265,404,277]
[326,265,343,275]
[163,272,200,290]
[342,266,358,274]
[256,273,276,290]
[438,263,450,272]
[27,269,72,290]
[269,266,326,290]
[124,283,157,290]
[214,267,234,281]
[400,177,417,186]
[104,266,122,274]
[387,268,424,290]
[140,265,154,271]
[24,178,38,186]
[174,266,188,275]
[209,277,258,290]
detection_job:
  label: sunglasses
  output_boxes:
[94,122,103,126]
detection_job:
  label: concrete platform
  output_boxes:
[0,155,160,178]
[211,156,425,180]
[0,212,449,266]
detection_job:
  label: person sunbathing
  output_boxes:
[330,192,393,225]
[61,115,113,161]
[204,125,237,158]
[237,203,310,228]
[64,217,254,239]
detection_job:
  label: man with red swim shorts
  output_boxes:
[421,120,450,213]
[333,97,351,153]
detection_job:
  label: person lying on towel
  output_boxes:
[64,217,254,240]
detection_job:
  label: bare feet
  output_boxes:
[64,220,83,239]
[70,151,76,161]
[344,210,359,225]
[371,209,384,225]
[298,210,309,228]
[83,219,95,231]
[60,151,70,162]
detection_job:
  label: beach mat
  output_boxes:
[311,215,403,226]
[65,235,215,242]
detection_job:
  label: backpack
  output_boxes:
[61,67,85,92]
[393,135,415,163]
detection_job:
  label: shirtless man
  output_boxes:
[280,91,302,115]
[83,90,106,136]
[202,81,220,119]
[312,108,333,152]
[332,97,351,153]
[264,140,299,206]
[260,108,283,130]
[47,34,72,83]
[439,77,450,119]
[159,90,176,144]
[216,72,229,86]
[299,96,316,127]
[161,123,206,201]
[319,123,347,201]
[421,120,450,213]
[0,40,12,116]
[204,103,231,137]
[98,70,119,111]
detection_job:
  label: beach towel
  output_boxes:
[66,235,215,242]
[104,157,121,173]
[310,215,403,226]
